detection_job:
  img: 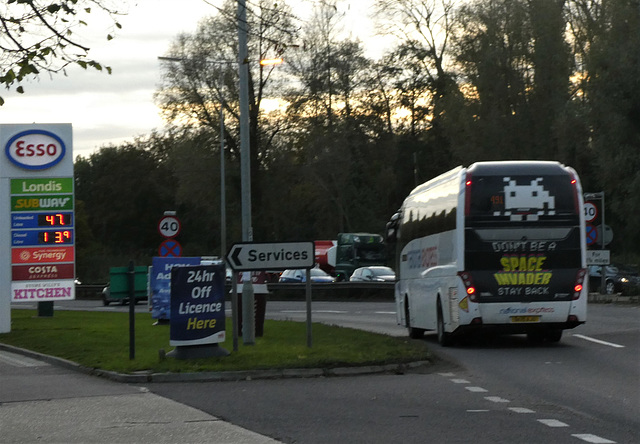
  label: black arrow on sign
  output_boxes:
[230,246,242,267]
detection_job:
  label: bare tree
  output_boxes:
[374,0,456,84]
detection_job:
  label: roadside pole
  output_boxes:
[306,269,312,348]
[128,260,135,360]
[232,273,239,352]
[241,274,255,345]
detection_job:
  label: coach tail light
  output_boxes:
[573,268,587,300]
[458,271,478,302]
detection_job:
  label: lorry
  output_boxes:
[314,234,387,280]
[333,233,387,281]
[314,240,337,275]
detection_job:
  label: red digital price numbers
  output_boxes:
[38,230,73,244]
[37,213,72,227]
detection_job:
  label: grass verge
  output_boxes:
[0,310,430,374]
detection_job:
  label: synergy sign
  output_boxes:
[1,124,75,333]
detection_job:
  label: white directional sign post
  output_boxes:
[227,241,315,271]
[227,241,316,347]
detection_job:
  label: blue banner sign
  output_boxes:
[170,264,226,346]
[150,256,201,320]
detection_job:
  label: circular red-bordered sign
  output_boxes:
[158,215,181,238]
[158,239,182,257]
[584,202,598,223]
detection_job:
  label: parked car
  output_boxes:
[588,264,640,295]
[279,268,335,283]
[350,266,396,282]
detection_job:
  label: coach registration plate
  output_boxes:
[510,316,541,323]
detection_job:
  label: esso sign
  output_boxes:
[5,130,66,170]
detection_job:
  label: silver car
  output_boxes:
[350,266,396,282]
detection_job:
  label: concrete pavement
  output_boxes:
[0,348,280,444]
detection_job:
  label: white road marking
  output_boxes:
[573,334,625,348]
[509,407,535,414]
[374,311,396,315]
[485,396,510,403]
[438,370,616,443]
[538,419,569,427]
[279,310,348,314]
[571,434,616,443]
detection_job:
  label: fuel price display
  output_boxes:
[38,230,73,244]
[37,213,72,227]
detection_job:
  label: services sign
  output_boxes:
[226,241,315,271]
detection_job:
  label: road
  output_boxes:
[8,299,639,443]
[139,301,637,443]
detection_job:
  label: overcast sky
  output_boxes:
[0,0,382,160]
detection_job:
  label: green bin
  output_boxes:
[103,266,148,306]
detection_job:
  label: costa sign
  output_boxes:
[5,130,66,170]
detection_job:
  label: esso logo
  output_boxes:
[5,130,66,170]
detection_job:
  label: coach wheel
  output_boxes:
[545,329,563,343]
[405,297,424,339]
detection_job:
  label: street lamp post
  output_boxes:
[218,70,227,259]
[237,0,255,345]
[159,42,283,347]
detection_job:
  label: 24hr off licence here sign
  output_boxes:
[170,264,226,346]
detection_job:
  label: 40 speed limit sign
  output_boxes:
[158,215,181,238]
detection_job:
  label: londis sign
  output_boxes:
[5,130,66,170]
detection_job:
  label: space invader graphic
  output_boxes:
[494,177,556,221]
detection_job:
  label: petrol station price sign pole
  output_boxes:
[1,124,75,333]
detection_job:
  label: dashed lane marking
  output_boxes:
[485,396,510,403]
[571,434,616,443]
[465,386,488,393]
[509,407,535,414]
[442,372,617,443]
[538,419,569,427]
